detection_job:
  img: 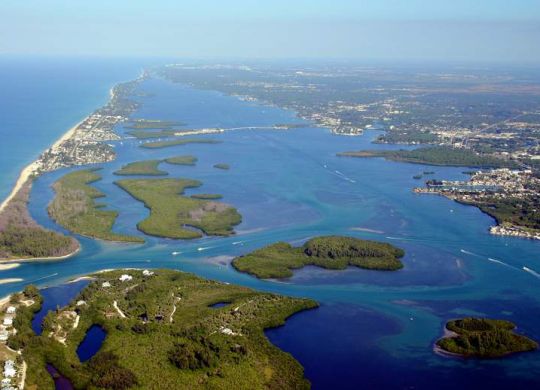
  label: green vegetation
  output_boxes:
[232,236,404,279]
[17,269,317,389]
[126,129,178,139]
[214,163,230,170]
[0,179,79,260]
[375,130,439,145]
[49,169,144,243]
[114,160,168,176]
[164,155,198,166]
[338,146,517,168]
[460,196,540,232]
[141,139,221,149]
[191,194,223,200]
[436,318,538,358]
[0,226,76,259]
[115,178,241,239]
[124,119,186,129]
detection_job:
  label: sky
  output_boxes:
[1,0,540,63]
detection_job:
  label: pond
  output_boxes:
[31,280,89,335]
[76,324,106,362]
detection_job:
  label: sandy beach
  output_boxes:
[0,263,20,271]
[0,246,80,265]
[0,117,87,215]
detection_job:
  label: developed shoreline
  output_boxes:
[0,115,88,215]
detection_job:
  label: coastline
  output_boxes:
[0,117,86,215]
[0,247,80,265]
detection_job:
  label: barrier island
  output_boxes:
[232,236,404,279]
[9,269,317,389]
[140,138,220,149]
[124,119,186,129]
[114,160,168,176]
[115,178,241,239]
[49,169,144,243]
[338,146,516,168]
[164,155,198,166]
[0,76,144,261]
[436,318,538,358]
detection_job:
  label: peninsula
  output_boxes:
[338,147,517,168]
[232,236,404,279]
[3,269,317,389]
[436,318,538,358]
[414,168,540,240]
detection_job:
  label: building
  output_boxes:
[3,360,15,378]
[119,274,132,282]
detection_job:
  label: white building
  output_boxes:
[3,360,16,378]
[5,307,16,315]
[142,270,154,276]
[2,318,13,327]
[102,281,111,288]
[119,274,132,282]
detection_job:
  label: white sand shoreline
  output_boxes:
[0,117,88,215]
[0,246,80,265]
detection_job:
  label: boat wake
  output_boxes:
[197,247,212,252]
[460,249,482,257]
[29,273,59,283]
[171,251,181,256]
[523,267,540,279]
[487,257,515,269]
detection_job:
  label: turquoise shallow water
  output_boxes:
[1,62,540,389]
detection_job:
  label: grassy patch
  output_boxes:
[126,129,178,139]
[115,178,241,239]
[18,269,317,389]
[164,155,198,166]
[49,169,144,243]
[114,160,168,176]
[436,318,538,358]
[140,139,221,149]
[232,236,404,279]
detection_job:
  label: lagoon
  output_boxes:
[1,59,539,389]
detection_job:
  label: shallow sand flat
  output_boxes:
[0,278,23,285]
[0,263,20,271]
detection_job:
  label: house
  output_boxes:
[3,360,16,378]
[119,274,132,282]
[142,269,154,276]
[5,307,16,315]
[3,317,13,327]
[0,330,9,342]
[76,300,86,307]
[102,281,111,288]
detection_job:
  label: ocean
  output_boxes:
[1,57,539,389]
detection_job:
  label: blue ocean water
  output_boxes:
[1,59,540,389]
